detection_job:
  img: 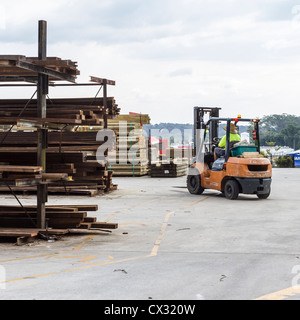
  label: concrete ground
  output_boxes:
[0,168,300,300]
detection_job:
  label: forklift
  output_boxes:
[187,107,272,200]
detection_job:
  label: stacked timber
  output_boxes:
[0,97,120,126]
[0,49,118,239]
[149,160,188,178]
[0,205,118,230]
[0,55,79,82]
[106,115,151,177]
[0,96,120,196]
[149,147,191,178]
[0,151,116,196]
[0,165,69,187]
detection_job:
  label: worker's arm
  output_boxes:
[218,135,226,148]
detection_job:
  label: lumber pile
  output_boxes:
[0,97,120,196]
[0,165,69,187]
[0,38,118,239]
[0,205,118,230]
[106,115,151,177]
[0,55,79,82]
[149,147,191,178]
[0,97,120,126]
[149,160,188,178]
[0,132,107,149]
[0,151,116,196]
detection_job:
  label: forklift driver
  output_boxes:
[214,123,241,161]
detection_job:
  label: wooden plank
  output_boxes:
[0,212,87,219]
[0,165,42,173]
[0,228,69,237]
[0,228,39,237]
[90,222,118,230]
[0,206,79,212]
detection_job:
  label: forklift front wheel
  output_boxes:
[224,180,239,200]
[187,169,205,195]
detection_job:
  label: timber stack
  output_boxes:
[0,96,120,196]
[0,22,119,242]
[149,147,191,178]
[0,204,118,244]
[107,114,151,177]
[0,204,118,230]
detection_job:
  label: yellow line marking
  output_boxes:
[0,235,95,264]
[151,211,175,256]
[119,222,146,226]
[183,197,209,209]
[73,235,94,251]
[63,255,152,273]
[254,286,300,300]
[45,253,114,264]
[4,272,59,284]
[0,196,209,285]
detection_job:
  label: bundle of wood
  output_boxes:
[0,97,120,126]
[0,132,106,150]
[0,205,118,230]
[149,160,189,178]
[0,55,79,82]
[0,152,117,196]
[0,165,69,187]
[106,115,150,177]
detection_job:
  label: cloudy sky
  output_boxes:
[0,0,300,123]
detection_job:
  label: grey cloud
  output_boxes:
[0,0,298,64]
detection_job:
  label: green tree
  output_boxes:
[260,114,300,148]
[280,123,300,150]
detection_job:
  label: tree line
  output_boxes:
[145,114,300,150]
[260,114,300,150]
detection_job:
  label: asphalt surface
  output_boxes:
[0,168,300,300]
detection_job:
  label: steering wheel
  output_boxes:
[212,137,220,146]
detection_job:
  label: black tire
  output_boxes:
[224,180,239,200]
[187,168,205,195]
[257,191,270,199]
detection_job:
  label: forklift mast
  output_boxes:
[194,107,221,156]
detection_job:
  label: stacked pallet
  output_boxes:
[0,205,118,230]
[106,115,150,177]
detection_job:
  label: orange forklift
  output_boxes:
[187,107,272,200]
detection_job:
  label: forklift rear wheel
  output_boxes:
[257,191,270,199]
[224,180,239,200]
[187,169,205,195]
